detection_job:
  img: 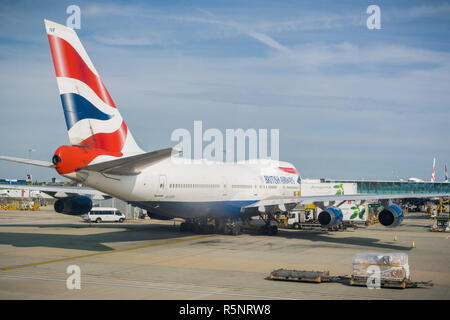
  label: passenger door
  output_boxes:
[252,177,259,197]
[155,175,167,198]
[220,176,229,198]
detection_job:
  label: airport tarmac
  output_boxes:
[0,207,449,300]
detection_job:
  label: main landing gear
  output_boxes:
[180,218,241,236]
[257,213,278,236]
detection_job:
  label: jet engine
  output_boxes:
[318,207,343,227]
[54,195,92,215]
[378,204,404,227]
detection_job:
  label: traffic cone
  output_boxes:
[412,241,416,248]
[394,235,398,241]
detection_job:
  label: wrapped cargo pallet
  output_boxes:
[352,253,410,280]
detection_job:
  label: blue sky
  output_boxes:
[0,0,449,181]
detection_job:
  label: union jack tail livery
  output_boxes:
[45,19,143,169]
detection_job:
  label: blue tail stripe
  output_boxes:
[60,93,113,130]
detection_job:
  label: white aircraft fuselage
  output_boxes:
[68,159,300,219]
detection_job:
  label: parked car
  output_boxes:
[85,207,125,223]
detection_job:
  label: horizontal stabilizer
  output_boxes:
[0,156,53,168]
[0,183,110,199]
[77,148,181,175]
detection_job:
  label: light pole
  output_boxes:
[27,149,36,210]
[27,148,36,183]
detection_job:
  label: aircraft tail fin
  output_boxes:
[44,19,143,156]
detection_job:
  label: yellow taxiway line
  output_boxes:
[0,234,215,271]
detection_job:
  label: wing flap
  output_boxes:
[0,156,53,168]
[0,184,110,199]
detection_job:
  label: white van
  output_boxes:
[86,207,125,223]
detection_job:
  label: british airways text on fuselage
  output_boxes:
[264,176,296,184]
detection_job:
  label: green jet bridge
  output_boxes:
[324,179,450,195]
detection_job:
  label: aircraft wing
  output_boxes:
[243,193,450,209]
[77,148,181,175]
[0,156,53,168]
[0,184,110,200]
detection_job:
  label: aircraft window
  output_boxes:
[91,210,114,215]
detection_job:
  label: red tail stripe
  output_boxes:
[54,146,122,175]
[79,121,127,153]
[279,167,298,174]
[48,34,117,109]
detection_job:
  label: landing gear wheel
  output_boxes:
[231,224,240,236]
[259,225,268,235]
[193,223,203,234]
[200,224,215,234]
[269,225,278,235]
[259,225,278,236]
[214,219,226,234]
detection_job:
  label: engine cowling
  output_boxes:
[52,145,122,175]
[378,204,404,227]
[54,195,92,215]
[318,207,343,227]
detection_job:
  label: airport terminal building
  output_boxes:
[324,179,450,195]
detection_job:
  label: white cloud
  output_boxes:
[93,35,155,46]
[407,3,450,18]
[83,4,142,17]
